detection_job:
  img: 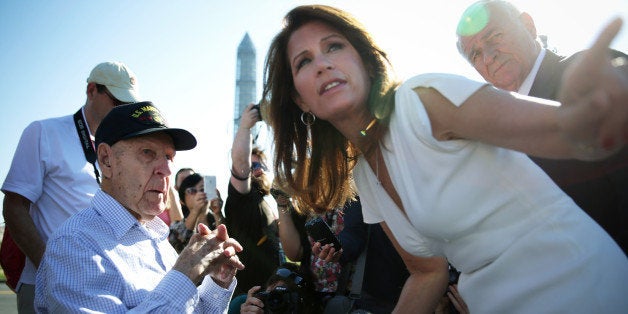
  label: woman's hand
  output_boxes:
[241,286,264,314]
[183,190,210,231]
[312,242,342,263]
[209,189,224,225]
[189,193,210,217]
[240,103,262,130]
[558,17,628,159]
[209,192,223,215]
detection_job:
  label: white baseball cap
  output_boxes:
[86,61,140,103]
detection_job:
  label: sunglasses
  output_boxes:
[104,88,132,107]
[185,187,205,195]
[251,161,267,171]
[274,268,304,287]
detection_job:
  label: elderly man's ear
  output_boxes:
[519,12,538,38]
[97,144,113,179]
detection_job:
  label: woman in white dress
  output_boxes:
[261,5,628,313]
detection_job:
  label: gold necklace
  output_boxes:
[360,118,377,137]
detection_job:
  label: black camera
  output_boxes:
[254,286,300,314]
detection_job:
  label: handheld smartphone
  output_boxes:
[203,175,217,199]
[305,217,342,250]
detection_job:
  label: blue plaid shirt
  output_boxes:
[35,190,236,313]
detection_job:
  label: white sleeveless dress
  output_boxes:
[354,73,628,313]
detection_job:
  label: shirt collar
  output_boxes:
[80,106,96,141]
[517,49,546,95]
[92,189,170,240]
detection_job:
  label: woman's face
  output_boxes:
[182,179,208,210]
[288,20,371,122]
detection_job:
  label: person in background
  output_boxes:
[355,222,409,313]
[169,173,225,252]
[157,167,193,227]
[262,5,627,312]
[158,187,184,227]
[209,188,225,228]
[1,61,140,313]
[175,167,196,191]
[456,0,628,253]
[275,189,408,314]
[178,173,224,225]
[224,104,284,297]
[277,197,365,306]
[35,101,244,312]
[239,262,318,314]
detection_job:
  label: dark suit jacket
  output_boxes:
[528,49,628,254]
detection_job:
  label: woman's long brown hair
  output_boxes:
[261,5,398,214]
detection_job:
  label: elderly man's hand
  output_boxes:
[173,224,244,287]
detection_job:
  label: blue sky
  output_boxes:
[1,0,626,224]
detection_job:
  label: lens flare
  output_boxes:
[457,2,490,36]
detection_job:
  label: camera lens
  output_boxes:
[257,286,296,313]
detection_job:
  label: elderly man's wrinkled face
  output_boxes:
[458,11,540,91]
[107,133,175,221]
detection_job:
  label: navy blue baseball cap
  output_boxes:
[95,101,197,151]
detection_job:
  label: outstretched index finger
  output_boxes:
[591,17,622,53]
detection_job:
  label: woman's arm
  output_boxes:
[419,18,627,161]
[277,197,304,262]
[230,103,260,194]
[380,222,449,314]
[418,85,571,158]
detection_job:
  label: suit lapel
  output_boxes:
[529,50,568,100]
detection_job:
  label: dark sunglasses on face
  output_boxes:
[251,161,267,171]
[104,88,131,107]
[185,187,205,195]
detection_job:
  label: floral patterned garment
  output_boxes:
[308,209,345,292]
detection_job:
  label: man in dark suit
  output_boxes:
[456,0,628,254]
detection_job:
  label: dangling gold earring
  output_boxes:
[360,118,378,137]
